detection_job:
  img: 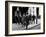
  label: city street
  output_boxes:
[12,23,40,30]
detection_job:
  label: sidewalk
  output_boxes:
[27,23,40,30]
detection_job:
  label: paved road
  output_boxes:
[12,23,40,30]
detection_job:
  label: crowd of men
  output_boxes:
[12,7,40,29]
[13,12,36,29]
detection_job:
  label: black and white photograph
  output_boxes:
[5,1,45,36]
[12,7,41,30]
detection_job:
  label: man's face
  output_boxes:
[23,14,25,17]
